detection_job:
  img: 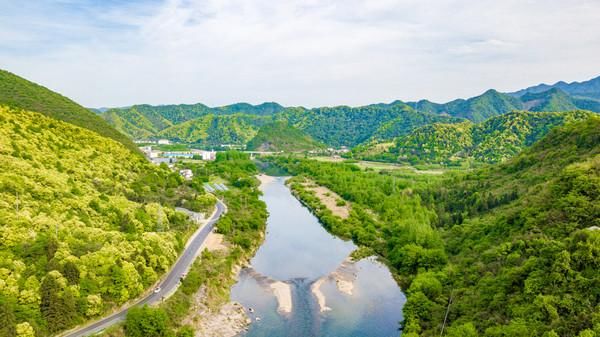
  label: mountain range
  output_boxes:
[98,75,600,151]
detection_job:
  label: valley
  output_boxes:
[0,69,598,337]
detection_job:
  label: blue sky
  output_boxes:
[1,0,599,108]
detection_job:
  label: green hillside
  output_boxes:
[98,78,600,149]
[157,113,271,146]
[0,69,138,153]
[520,88,578,111]
[408,89,523,122]
[0,105,211,336]
[355,110,593,164]
[246,121,325,151]
[268,116,600,336]
[407,116,600,336]
[101,102,282,144]
[215,102,285,115]
[280,102,461,147]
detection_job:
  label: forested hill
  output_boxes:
[406,87,600,122]
[246,121,325,152]
[511,74,600,100]
[0,104,213,336]
[0,69,138,153]
[99,74,600,148]
[354,110,594,164]
[102,100,460,148]
[267,115,600,336]
[101,102,284,141]
[407,115,600,336]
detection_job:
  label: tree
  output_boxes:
[63,261,80,285]
[0,297,17,337]
[125,305,172,337]
[40,271,77,332]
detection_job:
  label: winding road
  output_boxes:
[62,200,227,337]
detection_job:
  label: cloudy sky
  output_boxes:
[1,0,599,108]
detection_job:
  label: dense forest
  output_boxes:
[100,75,600,149]
[105,152,268,337]
[266,115,600,336]
[246,121,325,152]
[354,110,593,165]
[0,70,139,153]
[0,105,215,336]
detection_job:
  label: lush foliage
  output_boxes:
[267,115,600,337]
[122,153,268,337]
[0,69,138,153]
[409,89,523,122]
[277,102,461,147]
[408,88,600,123]
[101,102,283,142]
[355,110,593,164]
[246,121,325,151]
[0,106,205,336]
[103,101,460,148]
[157,113,271,146]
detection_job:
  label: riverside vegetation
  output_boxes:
[0,72,218,337]
[266,115,600,337]
[107,151,268,337]
[1,67,599,337]
[0,104,215,336]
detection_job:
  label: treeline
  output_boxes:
[265,116,600,337]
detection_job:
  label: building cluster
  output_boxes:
[134,139,171,145]
[140,146,217,165]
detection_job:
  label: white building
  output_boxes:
[191,150,217,161]
[157,139,171,145]
[179,169,193,180]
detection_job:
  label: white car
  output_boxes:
[154,287,161,294]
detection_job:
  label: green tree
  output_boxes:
[0,297,17,337]
[63,261,80,285]
[40,271,77,332]
[125,305,172,337]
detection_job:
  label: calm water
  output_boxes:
[231,176,405,337]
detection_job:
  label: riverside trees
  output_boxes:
[267,116,600,337]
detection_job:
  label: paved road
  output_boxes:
[63,200,227,337]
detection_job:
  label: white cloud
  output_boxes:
[0,0,599,107]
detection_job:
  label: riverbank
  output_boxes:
[182,285,250,337]
[230,176,404,336]
[256,173,276,188]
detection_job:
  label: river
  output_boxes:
[231,176,405,337]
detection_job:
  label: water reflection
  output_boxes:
[231,177,405,337]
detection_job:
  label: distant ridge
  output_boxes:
[97,73,600,148]
[510,75,600,100]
